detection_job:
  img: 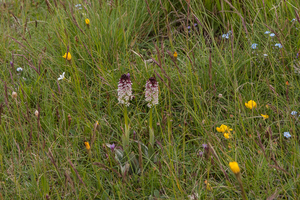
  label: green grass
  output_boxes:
[1,0,300,199]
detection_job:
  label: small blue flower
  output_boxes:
[264,31,270,34]
[297,53,299,59]
[75,4,82,9]
[194,23,197,27]
[291,18,296,22]
[275,43,282,48]
[187,26,191,29]
[251,43,258,49]
[291,111,297,116]
[222,34,229,39]
[284,132,291,139]
[270,33,275,37]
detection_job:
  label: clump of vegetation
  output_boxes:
[1,0,300,199]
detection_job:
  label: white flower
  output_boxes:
[145,77,159,108]
[35,110,39,118]
[188,193,199,200]
[264,31,270,34]
[16,67,23,72]
[284,132,291,139]
[75,4,82,9]
[263,54,268,57]
[12,91,17,99]
[58,72,65,81]
[251,43,258,49]
[222,34,229,39]
[270,33,275,37]
[117,73,133,107]
[291,111,297,116]
[275,43,282,48]
[291,18,296,22]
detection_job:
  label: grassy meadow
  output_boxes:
[1,0,300,199]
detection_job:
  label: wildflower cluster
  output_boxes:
[187,23,197,33]
[222,30,232,39]
[117,73,133,107]
[145,77,159,108]
[245,100,257,109]
[216,124,233,139]
[62,52,72,60]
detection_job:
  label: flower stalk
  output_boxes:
[118,73,133,153]
[229,162,247,200]
[149,107,154,147]
[123,106,130,152]
[145,77,158,158]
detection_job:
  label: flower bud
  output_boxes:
[35,110,39,118]
[12,91,17,99]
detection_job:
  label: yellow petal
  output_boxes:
[261,114,269,119]
[229,162,240,174]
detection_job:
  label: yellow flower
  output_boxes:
[204,180,212,191]
[229,161,240,174]
[245,100,257,109]
[261,114,269,119]
[84,142,90,150]
[266,104,269,109]
[85,18,90,25]
[173,51,178,59]
[224,133,231,139]
[216,124,233,133]
[62,52,71,60]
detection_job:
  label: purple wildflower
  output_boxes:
[133,130,136,140]
[145,77,159,108]
[109,143,116,151]
[117,73,133,106]
[202,143,208,149]
[198,151,204,157]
